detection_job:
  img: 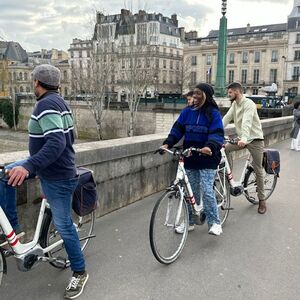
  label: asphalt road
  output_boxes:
[1,139,300,300]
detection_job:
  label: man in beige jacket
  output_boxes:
[223,82,266,214]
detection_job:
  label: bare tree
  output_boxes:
[117,23,156,137]
[179,55,192,94]
[71,40,117,140]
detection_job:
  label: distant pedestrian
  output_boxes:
[290,101,300,151]
[184,91,194,107]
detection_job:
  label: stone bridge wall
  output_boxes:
[0,116,293,234]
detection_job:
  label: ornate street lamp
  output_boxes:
[215,0,228,97]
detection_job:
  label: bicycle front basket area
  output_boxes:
[72,167,98,216]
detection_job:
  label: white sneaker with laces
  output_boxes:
[175,222,194,234]
[208,223,222,236]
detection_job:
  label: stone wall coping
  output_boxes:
[0,116,293,165]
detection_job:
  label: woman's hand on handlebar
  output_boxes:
[199,147,212,156]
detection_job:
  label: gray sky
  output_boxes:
[0,0,294,52]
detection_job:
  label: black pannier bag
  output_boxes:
[262,149,280,176]
[72,167,98,216]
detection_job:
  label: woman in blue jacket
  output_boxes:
[161,83,224,236]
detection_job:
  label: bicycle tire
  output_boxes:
[0,248,5,286]
[243,167,277,204]
[149,190,189,264]
[40,208,95,269]
[214,172,231,225]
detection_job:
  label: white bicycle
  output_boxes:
[149,140,277,265]
[149,147,231,265]
[0,166,95,286]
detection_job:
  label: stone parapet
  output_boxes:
[0,116,293,235]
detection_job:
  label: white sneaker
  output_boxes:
[175,222,194,234]
[208,223,222,236]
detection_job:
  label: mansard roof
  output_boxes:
[0,41,28,62]
[206,23,287,39]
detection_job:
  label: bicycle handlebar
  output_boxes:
[224,136,239,145]
[155,147,203,157]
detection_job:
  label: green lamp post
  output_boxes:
[215,0,228,97]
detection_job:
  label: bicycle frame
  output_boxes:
[0,198,64,271]
[164,148,203,216]
[220,146,252,190]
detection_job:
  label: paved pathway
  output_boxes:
[1,139,300,300]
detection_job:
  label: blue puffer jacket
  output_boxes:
[163,105,224,170]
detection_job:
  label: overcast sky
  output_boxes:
[0,0,294,52]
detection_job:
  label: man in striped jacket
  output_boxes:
[3,64,88,299]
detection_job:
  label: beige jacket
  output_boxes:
[223,96,264,144]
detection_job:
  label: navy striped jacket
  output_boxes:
[22,91,76,180]
[163,105,224,170]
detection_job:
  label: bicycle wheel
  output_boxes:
[149,190,189,264]
[214,170,231,225]
[40,208,95,268]
[243,167,277,204]
[0,249,4,286]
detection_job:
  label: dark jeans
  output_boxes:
[40,177,85,272]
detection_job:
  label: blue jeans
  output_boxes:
[40,177,85,272]
[186,168,220,227]
[0,159,32,231]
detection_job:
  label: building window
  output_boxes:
[242,51,248,63]
[270,69,277,83]
[271,50,278,62]
[163,60,166,68]
[229,53,235,64]
[176,61,179,70]
[206,68,212,84]
[64,87,68,95]
[170,61,173,69]
[26,86,30,93]
[64,70,68,80]
[252,88,258,95]
[24,72,28,81]
[191,56,197,66]
[228,70,234,83]
[191,71,197,85]
[294,51,300,61]
[296,34,300,44]
[19,72,23,81]
[293,66,300,81]
[206,54,212,65]
[241,69,247,84]
[253,69,260,84]
[156,59,159,68]
[254,51,260,63]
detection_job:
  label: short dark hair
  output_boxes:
[227,82,243,92]
[38,80,58,91]
[294,101,300,109]
[185,91,194,98]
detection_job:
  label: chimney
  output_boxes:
[96,12,104,23]
[179,27,185,41]
[246,23,251,33]
[121,9,131,16]
[171,14,178,27]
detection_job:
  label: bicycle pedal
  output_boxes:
[222,207,234,211]
[55,256,70,268]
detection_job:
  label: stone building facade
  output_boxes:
[184,0,300,97]
[69,9,185,101]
